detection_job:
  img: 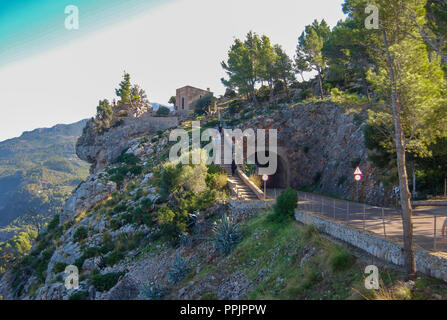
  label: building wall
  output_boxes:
[175,86,212,113]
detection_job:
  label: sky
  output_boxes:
[0,0,346,141]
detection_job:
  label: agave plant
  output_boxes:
[213,214,242,255]
[144,279,168,300]
[167,254,190,284]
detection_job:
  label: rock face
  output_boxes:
[238,103,387,205]
[60,173,117,224]
[76,113,178,173]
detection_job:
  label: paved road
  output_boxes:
[266,188,447,253]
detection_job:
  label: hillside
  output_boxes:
[0,120,90,228]
[1,98,447,300]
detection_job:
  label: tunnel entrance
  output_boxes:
[254,151,289,189]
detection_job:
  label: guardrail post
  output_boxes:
[310,195,314,212]
[346,201,349,222]
[382,208,386,238]
[321,197,323,214]
[333,199,336,220]
[363,204,366,230]
[434,215,437,251]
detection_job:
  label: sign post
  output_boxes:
[354,166,363,202]
[262,174,269,201]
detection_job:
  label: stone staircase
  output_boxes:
[217,132,259,201]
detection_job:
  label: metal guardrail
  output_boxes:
[297,191,447,253]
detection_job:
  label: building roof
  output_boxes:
[177,85,211,92]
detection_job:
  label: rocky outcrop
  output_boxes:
[76,112,178,173]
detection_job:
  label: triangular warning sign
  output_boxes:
[354,167,362,175]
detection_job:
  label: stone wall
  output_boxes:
[229,199,271,221]
[294,209,447,281]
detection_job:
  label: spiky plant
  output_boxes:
[213,214,242,255]
[167,254,190,284]
[144,279,168,300]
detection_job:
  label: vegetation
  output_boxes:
[167,254,190,284]
[156,106,171,117]
[271,188,298,222]
[92,272,125,292]
[213,214,242,256]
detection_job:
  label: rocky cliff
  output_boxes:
[235,103,387,205]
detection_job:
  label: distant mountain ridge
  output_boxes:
[0,119,90,228]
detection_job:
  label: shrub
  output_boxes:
[328,247,353,272]
[143,280,168,300]
[300,89,314,100]
[156,106,171,117]
[115,153,139,166]
[73,226,88,242]
[207,172,228,190]
[228,100,242,114]
[92,272,124,292]
[249,173,261,189]
[256,85,271,103]
[272,188,298,221]
[129,165,143,176]
[53,262,68,273]
[47,215,60,231]
[157,206,176,225]
[213,214,241,255]
[69,291,88,300]
[167,254,190,284]
[177,164,208,194]
[103,251,125,266]
[194,93,216,115]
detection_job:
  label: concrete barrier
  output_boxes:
[412,200,447,207]
[295,209,447,281]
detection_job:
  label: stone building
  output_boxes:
[175,85,212,113]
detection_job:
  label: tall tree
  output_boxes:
[221,31,263,104]
[294,52,311,82]
[115,72,132,105]
[130,84,149,107]
[273,44,295,99]
[352,0,447,278]
[297,19,331,98]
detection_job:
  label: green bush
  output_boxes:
[73,226,88,242]
[156,106,171,117]
[115,153,139,166]
[103,251,125,266]
[129,165,143,176]
[272,188,298,221]
[300,89,314,100]
[47,215,60,231]
[329,247,354,272]
[228,100,242,114]
[256,85,271,103]
[53,262,68,273]
[194,93,216,115]
[92,272,124,292]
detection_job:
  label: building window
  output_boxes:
[182,97,184,109]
